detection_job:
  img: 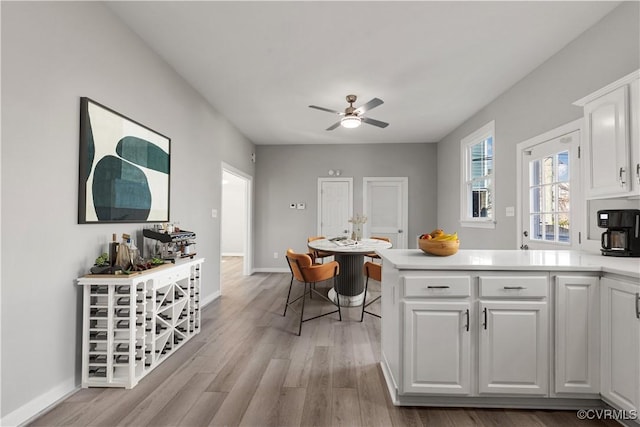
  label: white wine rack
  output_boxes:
[77,258,203,388]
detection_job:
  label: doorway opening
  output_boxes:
[221,163,253,293]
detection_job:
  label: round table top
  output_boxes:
[308,238,392,254]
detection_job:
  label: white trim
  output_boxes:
[515,118,583,250]
[362,177,409,248]
[460,120,496,228]
[317,177,353,237]
[221,252,244,257]
[573,69,640,106]
[460,220,496,229]
[252,267,290,274]
[201,290,221,308]
[1,378,78,427]
[221,162,253,278]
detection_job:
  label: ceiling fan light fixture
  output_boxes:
[340,115,362,129]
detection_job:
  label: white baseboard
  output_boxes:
[252,267,289,273]
[221,252,244,257]
[1,378,78,427]
[201,290,221,307]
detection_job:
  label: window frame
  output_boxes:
[460,121,496,229]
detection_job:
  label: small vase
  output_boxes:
[354,225,362,241]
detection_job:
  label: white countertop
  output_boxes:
[377,249,640,279]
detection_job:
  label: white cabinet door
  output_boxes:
[601,277,640,414]
[478,300,548,395]
[555,276,599,394]
[403,301,471,395]
[584,85,631,198]
[630,79,640,194]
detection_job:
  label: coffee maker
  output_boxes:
[597,209,640,257]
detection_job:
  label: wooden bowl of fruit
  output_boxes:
[418,229,460,256]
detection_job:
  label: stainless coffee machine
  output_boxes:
[597,209,640,257]
[143,228,197,262]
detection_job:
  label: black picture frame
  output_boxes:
[78,97,171,223]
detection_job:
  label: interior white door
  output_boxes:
[318,177,352,238]
[363,177,408,248]
[520,130,580,250]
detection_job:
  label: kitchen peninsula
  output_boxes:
[377,249,639,423]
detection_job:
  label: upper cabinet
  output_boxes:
[574,70,640,199]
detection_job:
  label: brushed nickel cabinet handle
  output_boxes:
[504,286,526,290]
[427,285,450,289]
[636,293,639,320]
[465,309,470,332]
[619,167,626,186]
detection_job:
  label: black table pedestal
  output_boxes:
[327,253,366,307]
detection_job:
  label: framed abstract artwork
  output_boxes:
[78,97,171,223]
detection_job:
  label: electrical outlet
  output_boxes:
[289,203,296,209]
[273,252,278,259]
[297,203,306,210]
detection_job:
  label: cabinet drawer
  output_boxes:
[479,275,547,298]
[404,276,471,298]
[156,267,189,288]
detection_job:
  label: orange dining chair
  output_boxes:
[361,261,382,321]
[284,249,342,335]
[366,236,391,262]
[307,236,332,264]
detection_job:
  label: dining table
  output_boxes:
[307,237,392,306]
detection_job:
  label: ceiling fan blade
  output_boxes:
[362,117,389,128]
[309,105,342,115]
[355,98,383,114]
[326,121,341,131]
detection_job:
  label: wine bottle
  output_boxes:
[109,234,119,267]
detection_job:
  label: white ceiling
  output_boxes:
[107,1,619,145]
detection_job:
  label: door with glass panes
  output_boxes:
[521,130,580,249]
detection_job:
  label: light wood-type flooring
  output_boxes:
[28,256,617,427]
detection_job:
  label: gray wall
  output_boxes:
[436,1,640,249]
[254,143,437,269]
[1,2,255,423]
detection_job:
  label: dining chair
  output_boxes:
[284,249,342,335]
[361,261,382,321]
[366,236,391,262]
[307,236,332,264]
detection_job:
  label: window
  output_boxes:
[529,150,571,244]
[460,121,495,228]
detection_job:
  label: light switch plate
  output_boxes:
[297,203,306,210]
[505,206,515,217]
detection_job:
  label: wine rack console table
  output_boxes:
[77,258,204,388]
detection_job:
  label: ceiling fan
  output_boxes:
[309,94,389,131]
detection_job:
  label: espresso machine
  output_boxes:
[143,227,197,262]
[597,209,640,257]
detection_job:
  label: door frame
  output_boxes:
[317,177,353,236]
[515,119,583,250]
[363,177,408,249]
[221,162,253,277]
